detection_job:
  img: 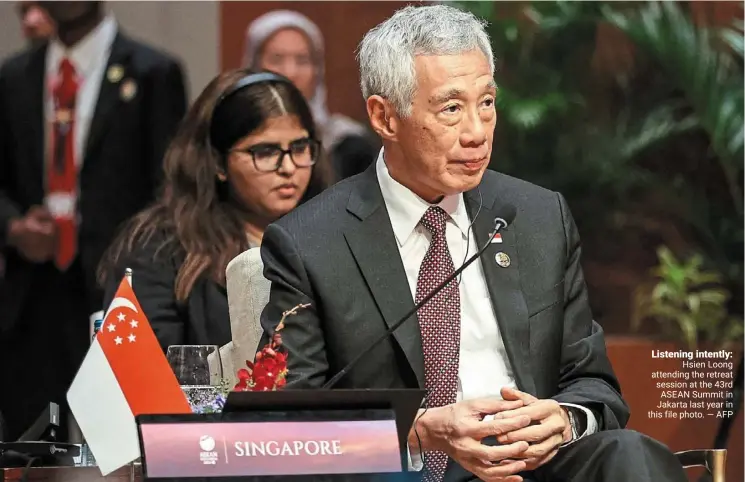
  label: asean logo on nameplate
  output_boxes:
[67,270,191,476]
[199,435,219,465]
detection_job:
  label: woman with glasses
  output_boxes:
[98,69,331,350]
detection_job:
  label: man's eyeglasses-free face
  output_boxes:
[231,137,320,172]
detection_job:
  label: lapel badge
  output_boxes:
[120,79,137,102]
[491,232,503,244]
[107,64,124,83]
[495,251,511,268]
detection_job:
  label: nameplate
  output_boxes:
[138,410,402,478]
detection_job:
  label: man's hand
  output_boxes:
[494,387,572,471]
[7,206,57,262]
[412,398,533,481]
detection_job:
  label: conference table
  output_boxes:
[0,464,141,481]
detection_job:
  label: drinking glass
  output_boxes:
[166,345,223,386]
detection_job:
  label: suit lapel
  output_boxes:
[342,168,536,394]
[83,33,132,165]
[343,167,425,388]
[465,182,537,396]
[27,45,47,188]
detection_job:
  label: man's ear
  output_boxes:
[366,95,399,142]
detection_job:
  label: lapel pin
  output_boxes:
[491,232,503,244]
[107,64,124,83]
[495,252,511,268]
[120,79,137,102]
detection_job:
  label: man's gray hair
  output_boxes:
[357,4,494,117]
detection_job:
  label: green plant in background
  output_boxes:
[453,1,743,338]
[451,0,699,238]
[604,0,744,291]
[605,3,744,202]
[633,246,743,350]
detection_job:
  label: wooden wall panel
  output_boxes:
[220,1,415,124]
[690,0,744,27]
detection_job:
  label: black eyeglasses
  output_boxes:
[231,137,320,172]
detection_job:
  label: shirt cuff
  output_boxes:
[558,402,598,447]
[406,442,424,471]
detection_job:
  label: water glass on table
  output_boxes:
[166,345,223,386]
[166,345,225,413]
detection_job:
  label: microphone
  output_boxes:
[322,204,517,389]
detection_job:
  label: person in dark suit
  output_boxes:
[258,5,687,482]
[100,69,332,353]
[0,1,186,442]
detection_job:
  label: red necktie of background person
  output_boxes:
[48,57,78,270]
[416,206,461,482]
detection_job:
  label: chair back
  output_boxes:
[224,247,270,374]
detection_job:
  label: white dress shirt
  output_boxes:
[45,14,118,168]
[374,150,597,469]
[45,15,117,325]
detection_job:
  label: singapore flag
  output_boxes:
[67,272,191,475]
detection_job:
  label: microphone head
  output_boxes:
[494,204,517,230]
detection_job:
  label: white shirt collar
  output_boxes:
[376,148,470,247]
[47,15,118,79]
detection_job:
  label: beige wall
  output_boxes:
[0,2,24,62]
[0,1,220,101]
[108,1,219,100]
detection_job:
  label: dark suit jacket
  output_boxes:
[102,230,232,352]
[260,164,629,431]
[0,32,187,328]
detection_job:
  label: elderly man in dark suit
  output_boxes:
[0,1,186,441]
[259,5,687,482]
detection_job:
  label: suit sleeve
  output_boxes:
[259,222,328,388]
[0,62,22,250]
[551,192,630,430]
[145,59,187,193]
[103,239,185,352]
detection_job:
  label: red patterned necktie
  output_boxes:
[416,206,461,482]
[48,58,79,270]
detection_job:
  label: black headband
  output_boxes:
[210,71,294,154]
[215,71,292,110]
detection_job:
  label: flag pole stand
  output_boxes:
[128,460,139,482]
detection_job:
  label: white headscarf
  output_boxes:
[243,10,368,151]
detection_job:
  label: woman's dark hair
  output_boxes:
[99,68,332,301]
